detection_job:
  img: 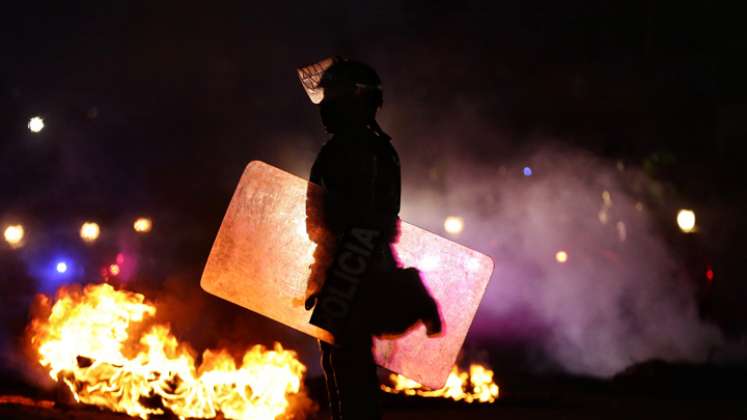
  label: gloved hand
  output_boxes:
[305,293,318,310]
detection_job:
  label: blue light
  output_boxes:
[56,261,68,273]
[23,247,81,294]
[523,166,533,177]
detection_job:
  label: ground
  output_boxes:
[2,362,745,419]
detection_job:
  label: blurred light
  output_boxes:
[706,266,714,283]
[555,250,568,263]
[28,116,44,133]
[616,161,625,172]
[602,190,612,207]
[133,217,152,233]
[635,202,644,212]
[419,255,440,271]
[676,209,696,233]
[522,166,533,177]
[4,224,25,248]
[616,221,627,242]
[109,264,120,276]
[56,262,68,273]
[80,222,101,243]
[443,216,464,235]
[598,209,608,224]
[116,253,125,264]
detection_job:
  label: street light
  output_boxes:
[4,224,25,248]
[444,216,464,235]
[28,116,45,133]
[133,217,153,233]
[676,209,696,233]
[80,222,101,243]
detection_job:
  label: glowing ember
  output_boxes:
[29,283,306,420]
[0,395,54,409]
[381,364,499,403]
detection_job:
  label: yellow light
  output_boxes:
[28,116,45,133]
[676,209,696,233]
[109,264,120,276]
[133,217,152,233]
[80,222,101,243]
[598,209,608,224]
[444,216,464,235]
[4,224,25,248]
[555,250,568,263]
[602,190,612,207]
[616,221,627,242]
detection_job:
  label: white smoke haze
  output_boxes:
[396,143,723,378]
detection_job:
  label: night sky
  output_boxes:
[2,1,746,376]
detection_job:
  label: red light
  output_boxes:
[116,253,125,264]
[706,267,714,282]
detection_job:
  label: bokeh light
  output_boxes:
[28,116,45,133]
[706,266,714,283]
[133,217,153,233]
[443,216,464,235]
[616,221,627,242]
[4,224,25,248]
[676,209,696,233]
[602,190,612,207]
[56,261,68,273]
[555,250,568,263]
[523,166,533,177]
[109,264,120,276]
[80,222,101,243]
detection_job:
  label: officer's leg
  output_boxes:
[329,344,381,420]
[320,341,342,420]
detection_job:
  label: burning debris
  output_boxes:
[0,395,55,409]
[381,364,499,403]
[28,283,307,420]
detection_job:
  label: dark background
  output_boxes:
[1,0,746,410]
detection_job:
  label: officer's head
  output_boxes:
[315,58,383,133]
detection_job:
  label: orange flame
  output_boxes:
[29,283,306,420]
[381,364,499,403]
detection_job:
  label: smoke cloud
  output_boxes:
[392,138,723,377]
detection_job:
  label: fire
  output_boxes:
[381,364,499,403]
[29,283,306,420]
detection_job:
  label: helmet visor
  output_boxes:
[296,57,336,104]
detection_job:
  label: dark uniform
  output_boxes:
[306,124,400,420]
[299,56,440,420]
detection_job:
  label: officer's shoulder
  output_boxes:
[374,133,399,161]
[318,138,342,155]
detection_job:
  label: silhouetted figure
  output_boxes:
[298,57,441,420]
